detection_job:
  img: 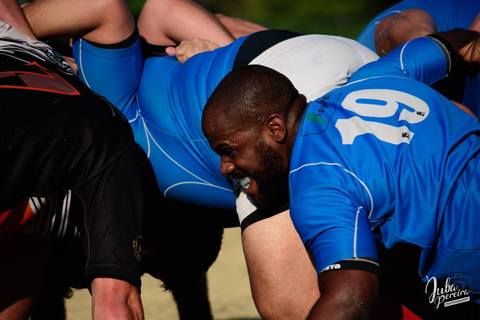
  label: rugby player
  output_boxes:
[202,29,480,319]
[0,1,159,319]
[357,0,480,116]
[23,0,378,318]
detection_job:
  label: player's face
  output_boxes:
[211,128,289,206]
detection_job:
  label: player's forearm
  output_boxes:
[138,0,234,46]
[91,278,144,320]
[0,0,36,39]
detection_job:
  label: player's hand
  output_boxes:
[459,37,480,72]
[215,13,267,38]
[167,38,219,63]
[91,277,144,320]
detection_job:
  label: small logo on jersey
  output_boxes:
[322,263,341,272]
[302,98,336,135]
[425,275,471,309]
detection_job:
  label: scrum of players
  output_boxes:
[0,0,479,319]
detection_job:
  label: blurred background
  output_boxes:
[128,0,397,38]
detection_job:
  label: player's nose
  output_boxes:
[220,156,235,176]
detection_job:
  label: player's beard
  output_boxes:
[250,140,289,211]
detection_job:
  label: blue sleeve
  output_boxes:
[289,164,378,274]
[350,37,449,86]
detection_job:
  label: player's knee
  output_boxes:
[81,0,134,45]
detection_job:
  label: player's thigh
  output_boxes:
[242,210,319,320]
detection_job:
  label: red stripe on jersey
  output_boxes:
[0,61,80,95]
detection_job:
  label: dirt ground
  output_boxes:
[66,227,261,319]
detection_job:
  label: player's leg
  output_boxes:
[142,200,226,319]
[242,210,320,319]
[23,0,134,45]
[137,0,233,46]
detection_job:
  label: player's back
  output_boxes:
[137,38,247,209]
[289,37,480,284]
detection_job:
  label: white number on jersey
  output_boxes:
[335,89,429,145]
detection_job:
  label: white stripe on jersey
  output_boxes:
[289,162,374,218]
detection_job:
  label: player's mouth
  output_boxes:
[239,176,251,190]
[238,176,261,200]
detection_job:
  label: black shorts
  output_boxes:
[0,40,156,287]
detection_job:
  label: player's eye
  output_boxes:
[221,147,234,157]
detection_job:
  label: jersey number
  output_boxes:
[335,89,429,145]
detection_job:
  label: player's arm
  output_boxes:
[308,270,378,319]
[352,29,480,86]
[91,278,143,320]
[137,0,234,47]
[374,9,436,56]
[289,165,380,319]
[0,0,36,39]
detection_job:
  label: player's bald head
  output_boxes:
[202,65,299,140]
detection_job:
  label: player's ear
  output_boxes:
[264,114,286,143]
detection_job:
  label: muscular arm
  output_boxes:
[91,278,144,320]
[308,270,379,320]
[374,9,435,56]
[0,0,36,39]
[137,0,234,46]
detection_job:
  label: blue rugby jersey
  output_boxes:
[74,37,246,209]
[136,38,247,208]
[289,37,480,294]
